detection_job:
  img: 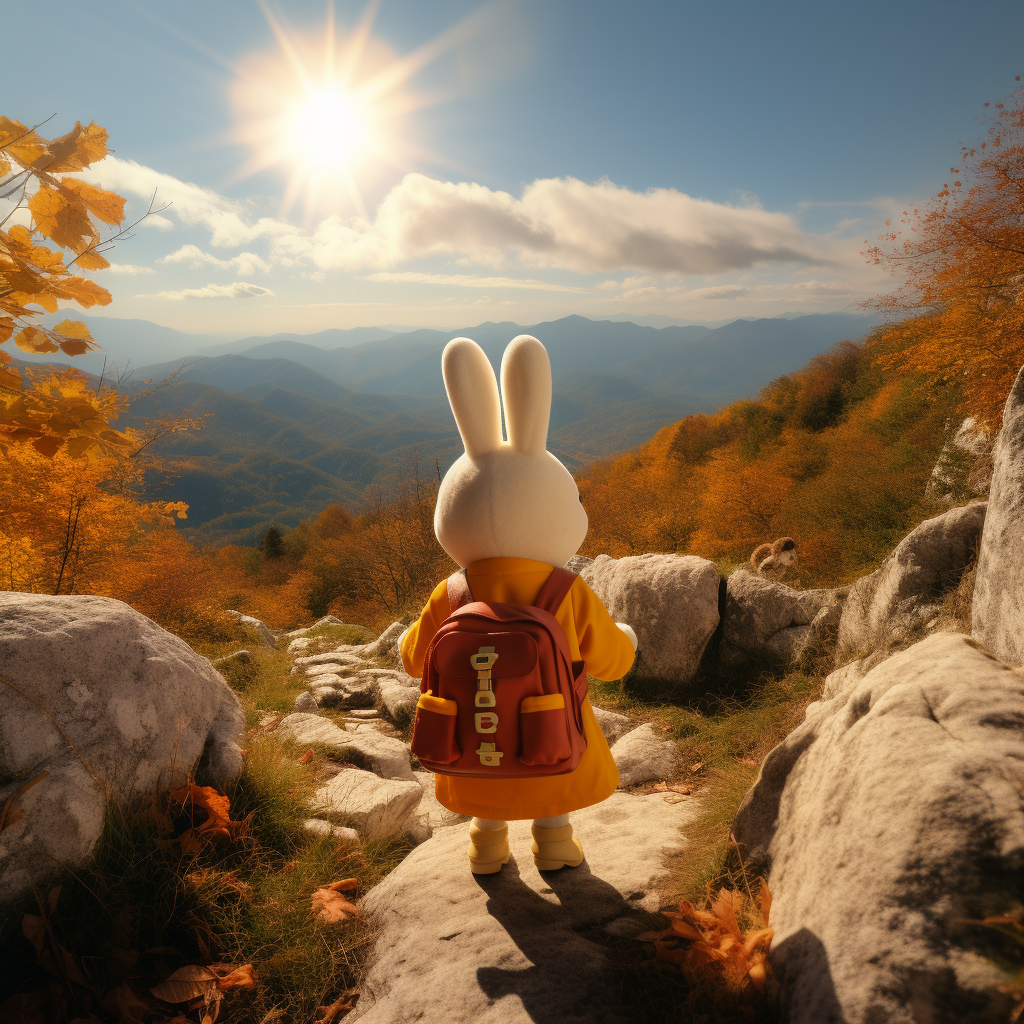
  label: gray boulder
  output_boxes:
[302,819,360,845]
[310,768,422,839]
[0,594,245,913]
[284,615,347,640]
[732,631,1024,1024]
[350,791,701,1024]
[973,365,1024,668]
[721,568,844,667]
[581,553,720,685]
[609,723,678,788]
[276,713,414,780]
[226,609,276,648]
[590,705,633,745]
[836,502,986,669]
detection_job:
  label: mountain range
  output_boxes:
[88,311,881,544]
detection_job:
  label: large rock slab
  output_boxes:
[927,417,994,504]
[581,553,720,685]
[973,365,1024,668]
[376,673,419,727]
[0,594,245,913]
[721,569,844,667]
[732,631,1024,1024]
[836,502,986,670]
[609,723,678,787]
[351,791,700,1024]
[277,713,414,780]
[310,768,422,839]
[302,674,379,712]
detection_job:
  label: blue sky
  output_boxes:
[5,0,1024,336]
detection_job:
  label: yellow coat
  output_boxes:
[400,556,635,820]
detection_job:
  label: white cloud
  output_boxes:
[291,174,829,275]
[597,275,653,291]
[361,271,585,292]
[85,157,835,278]
[141,214,175,231]
[103,263,156,275]
[686,285,750,301]
[139,282,276,301]
[82,158,292,248]
[159,244,270,275]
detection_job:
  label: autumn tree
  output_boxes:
[865,83,1024,427]
[0,115,162,457]
[0,442,186,595]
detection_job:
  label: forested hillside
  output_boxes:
[110,312,875,543]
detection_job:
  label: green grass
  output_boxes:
[592,658,823,906]
[0,725,411,1023]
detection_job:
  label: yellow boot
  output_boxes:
[531,823,584,871]
[467,824,510,874]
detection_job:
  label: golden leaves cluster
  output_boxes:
[1,115,133,456]
[638,880,774,995]
[864,88,1024,428]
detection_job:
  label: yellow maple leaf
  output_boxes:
[14,327,57,354]
[62,178,126,226]
[52,319,92,341]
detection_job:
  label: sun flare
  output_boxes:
[289,88,370,170]
[228,1,460,221]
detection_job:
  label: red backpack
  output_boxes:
[410,568,588,779]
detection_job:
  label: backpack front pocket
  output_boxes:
[411,691,460,764]
[519,693,571,766]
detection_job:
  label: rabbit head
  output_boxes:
[435,334,588,569]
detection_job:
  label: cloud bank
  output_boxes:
[86,159,831,278]
[139,282,276,301]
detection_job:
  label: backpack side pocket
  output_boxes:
[519,693,571,766]
[411,691,460,765]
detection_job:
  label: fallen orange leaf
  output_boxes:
[311,888,361,924]
[150,964,219,1005]
[207,962,258,992]
[316,990,358,1024]
[169,782,251,854]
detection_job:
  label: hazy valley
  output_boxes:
[90,311,879,543]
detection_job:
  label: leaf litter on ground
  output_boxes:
[311,879,361,924]
[638,877,774,995]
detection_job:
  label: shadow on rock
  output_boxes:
[475,858,657,1024]
[770,928,844,1024]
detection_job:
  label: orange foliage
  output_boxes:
[0,115,148,457]
[865,88,1024,428]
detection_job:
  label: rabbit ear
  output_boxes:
[442,337,503,458]
[501,334,551,455]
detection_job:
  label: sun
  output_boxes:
[228,1,438,220]
[288,88,370,170]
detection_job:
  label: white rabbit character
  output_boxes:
[400,335,638,873]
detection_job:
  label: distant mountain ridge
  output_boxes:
[107,311,882,544]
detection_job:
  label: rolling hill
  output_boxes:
[100,311,882,544]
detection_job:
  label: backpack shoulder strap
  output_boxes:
[446,570,473,612]
[534,567,578,616]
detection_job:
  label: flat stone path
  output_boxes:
[351,791,700,1024]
